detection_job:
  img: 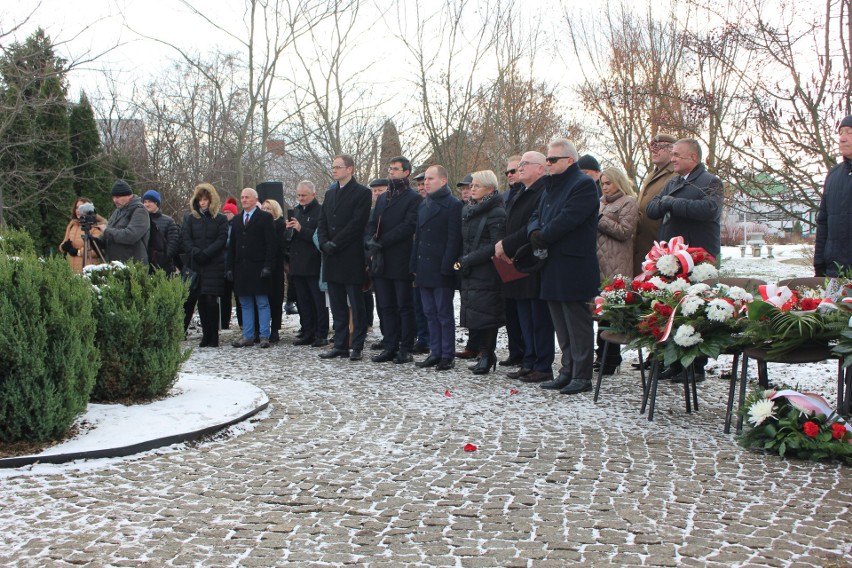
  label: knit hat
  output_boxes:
[111,179,133,197]
[456,174,473,187]
[222,202,239,216]
[577,154,601,172]
[142,190,161,206]
[840,115,852,131]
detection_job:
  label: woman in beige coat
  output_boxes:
[59,197,107,273]
[595,167,639,374]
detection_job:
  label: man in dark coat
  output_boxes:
[228,187,277,348]
[527,139,600,395]
[495,151,555,384]
[498,154,527,368]
[645,138,724,259]
[367,156,422,364]
[98,179,150,264]
[317,154,373,361]
[142,190,180,274]
[815,115,852,277]
[412,165,463,370]
[287,180,329,347]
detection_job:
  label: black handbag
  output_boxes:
[181,252,201,293]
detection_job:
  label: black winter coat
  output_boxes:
[528,164,600,302]
[500,177,547,299]
[317,178,372,285]
[182,208,228,297]
[228,207,277,296]
[366,186,421,281]
[645,163,724,258]
[459,194,506,330]
[149,210,180,274]
[411,185,463,289]
[288,199,322,277]
[814,159,852,277]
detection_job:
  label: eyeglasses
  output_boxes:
[387,166,403,172]
[649,142,673,151]
[545,156,570,164]
[504,169,517,176]
[331,165,347,170]
[518,160,544,168]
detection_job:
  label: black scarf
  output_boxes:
[387,176,410,200]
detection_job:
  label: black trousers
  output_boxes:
[374,276,415,353]
[468,327,498,354]
[327,281,367,351]
[504,298,525,359]
[292,274,329,340]
[221,278,234,329]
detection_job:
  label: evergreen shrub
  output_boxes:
[0,227,36,256]
[85,262,189,401]
[0,254,98,443]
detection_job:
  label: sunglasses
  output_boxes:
[545,156,570,164]
[504,169,517,176]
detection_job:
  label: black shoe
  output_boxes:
[507,368,532,380]
[292,336,314,346]
[269,332,280,343]
[371,349,397,363]
[311,338,329,348]
[319,348,349,359]
[416,355,441,368]
[350,349,363,361]
[435,358,455,371]
[370,340,384,351]
[600,364,620,376]
[284,302,299,315]
[413,343,430,355]
[632,359,653,370]
[541,374,573,390]
[468,358,482,371]
[472,352,497,375]
[659,364,685,382]
[199,339,210,348]
[498,355,524,367]
[394,352,414,364]
[559,378,592,395]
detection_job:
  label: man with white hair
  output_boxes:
[527,139,600,395]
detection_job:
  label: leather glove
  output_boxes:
[660,195,674,211]
[320,242,337,255]
[529,230,546,249]
[260,267,272,279]
[365,237,382,252]
[225,271,234,282]
[61,240,78,256]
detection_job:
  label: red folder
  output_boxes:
[492,256,529,283]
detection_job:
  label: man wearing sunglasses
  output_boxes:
[633,133,678,276]
[527,139,601,395]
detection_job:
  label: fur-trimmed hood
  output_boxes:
[189,182,222,218]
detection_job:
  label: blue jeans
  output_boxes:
[239,295,271,340]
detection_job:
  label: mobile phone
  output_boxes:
[286,208,295,220]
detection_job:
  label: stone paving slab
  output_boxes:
[2,331,851,567]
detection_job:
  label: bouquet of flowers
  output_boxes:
[637,236,718,284]
[744,283,847,358]
[594,275,663,335]
[738,387,852,463]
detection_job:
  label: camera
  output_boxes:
[78,202,98,233]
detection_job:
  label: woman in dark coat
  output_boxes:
[182,183,228,347]
[456,170,507,374]
[262,199,287,343]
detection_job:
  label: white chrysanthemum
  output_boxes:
[649,276,669,289]
[681,296,706,316]
[706,298,736,322]
[687,283,711,296]
[689,262,718,283]
[666,278,691,294]
[747,399,776,427]
[724,285,753,303]
[656,254,680,276]
[673,324,703,347]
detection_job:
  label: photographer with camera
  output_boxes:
[91,180,150,264]
[59,197,107,272]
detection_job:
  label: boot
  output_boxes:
[472,352,497,375]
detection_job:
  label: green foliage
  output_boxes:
[86,262,189,401]
[0,254,98,443]
[744,300,847,358]
[0,227,36,256]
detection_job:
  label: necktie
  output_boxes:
[244,213,249,224]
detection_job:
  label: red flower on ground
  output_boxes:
[463,443,477,452]
[831,423,847,440]
[803,421,820,438]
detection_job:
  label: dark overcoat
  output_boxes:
[411,185,463,289]
[182,188,228,297]
[500,176,547,299]
[459,194,506,330]
[228,206,277,296]
[527,164,600,302]
[645,163,724,258]
[288,198,322,277]
[317,178,372,285]
[814,159,852,277]
[366,186,421,281]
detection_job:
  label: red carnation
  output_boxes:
[631,280,642,291]
[800,298,820,311]
[654,304,673,317]
[613,279,626,290]
[641,282,657,292]
[651,327,663,339]
[803,421,819,438]
[625,292,635,303]
[831,423,847,440]
[604,285,614,293]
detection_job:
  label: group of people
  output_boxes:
[58,116,852,396]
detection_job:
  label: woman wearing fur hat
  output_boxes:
[182,183,229,347]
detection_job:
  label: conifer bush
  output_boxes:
[85,262,189,401]
[0,254,98,443]
[0,227,36,256]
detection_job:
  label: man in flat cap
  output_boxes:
[815,115,852,277]
[633,134,679,275]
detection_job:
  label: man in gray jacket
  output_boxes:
[97,179,150,264]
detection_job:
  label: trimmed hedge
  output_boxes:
[0,254,98,443]
[0,227,36,256]
[85,262,189,401]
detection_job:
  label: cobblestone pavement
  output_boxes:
[3,327,851,567]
